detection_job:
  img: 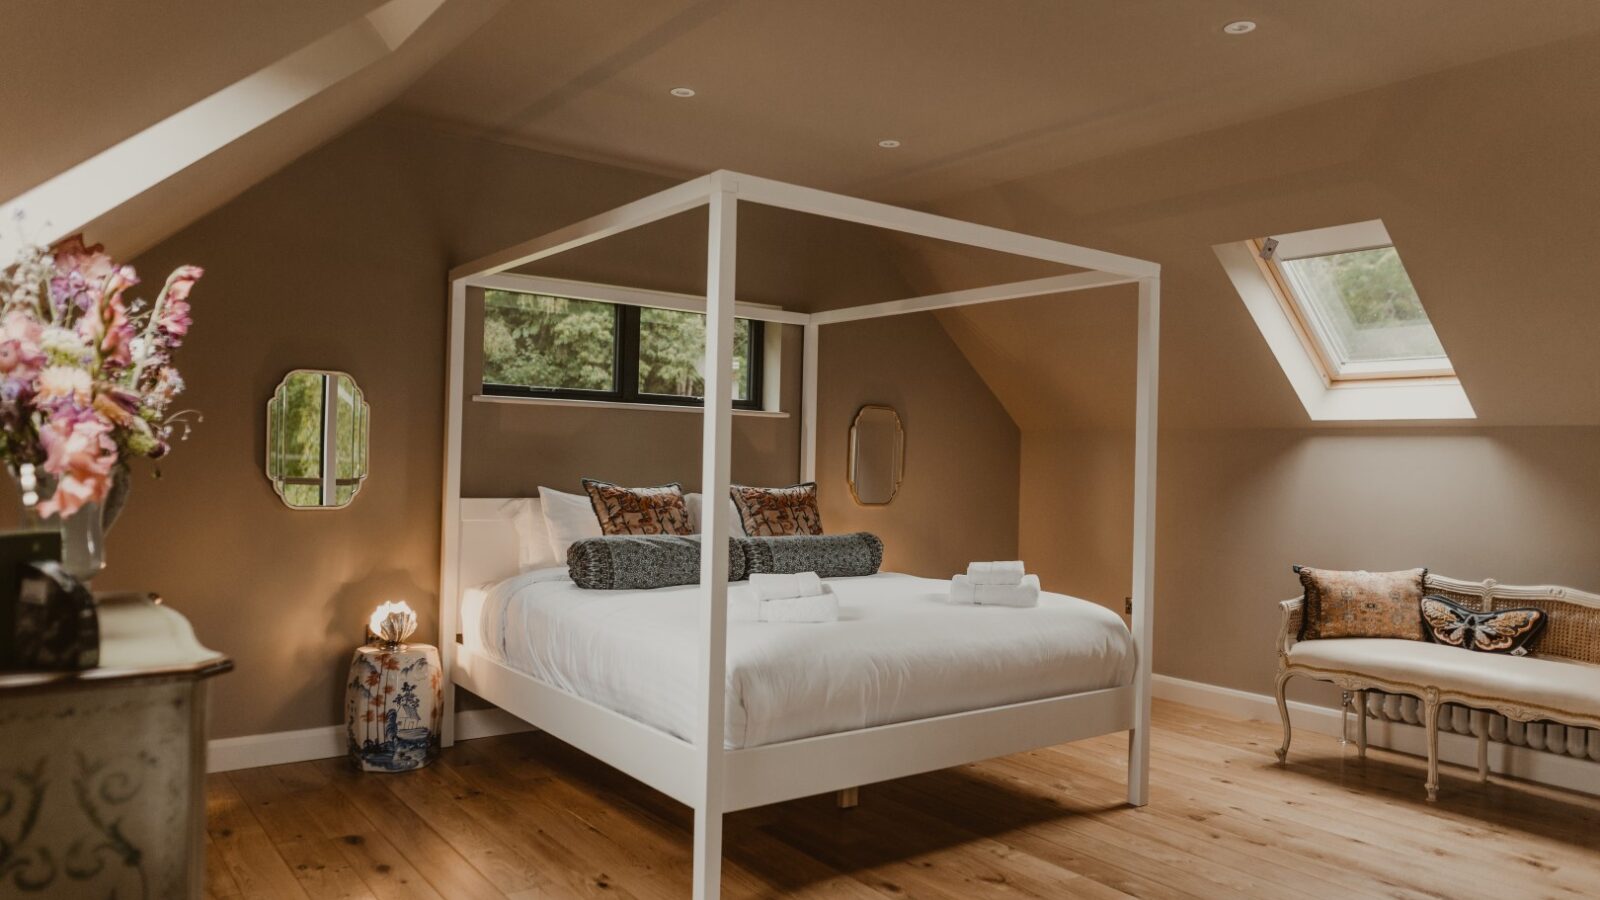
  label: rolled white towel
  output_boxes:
[950,573,1040,608]
[965,560,1026,585]
[750,572,825,601]
[759,585,839,623]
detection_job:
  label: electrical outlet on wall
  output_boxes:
[1124,597,1133,615]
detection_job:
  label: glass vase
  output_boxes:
[57,498,109,583]
[11,465,128,585]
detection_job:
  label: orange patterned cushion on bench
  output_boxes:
[1297,566,1427,642]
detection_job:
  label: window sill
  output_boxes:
[472,394,790,418]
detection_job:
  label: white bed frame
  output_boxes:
[440,171,1160,899]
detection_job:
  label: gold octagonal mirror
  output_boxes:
[266,369,370,509]
[848,404,904,505]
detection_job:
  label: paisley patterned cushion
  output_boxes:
[1297,566,1427,641]
[730,483,823,536]
[740,532,883,578]
[567,534,748,590]
[582,479,692,536]
[1421,595,1547,655]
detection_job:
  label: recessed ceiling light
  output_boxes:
[669,87,696,98]
[1222,20,1257,35]
[877,139,901,149]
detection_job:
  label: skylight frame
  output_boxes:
[1254,220,1454,384]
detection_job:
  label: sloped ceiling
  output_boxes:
[12,2,1597,429]
[931,32,1600,429]
[388,1,1600,429]
[2,0,503,258]
[393,0,1600,203]
[0,0,383,201]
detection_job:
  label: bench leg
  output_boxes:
[1354,690,1368,760]
[1423,693,1441,802]
[1274,670,1293,765]
[1475,711,1490,783]
[836,787,859,809]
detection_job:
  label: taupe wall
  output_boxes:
[915,37,1600,708]
[47,117,1020,740]
[1024,427,1600,705]
[818,315,1020,577]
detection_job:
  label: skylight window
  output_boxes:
[1257,220,1453,381]
[1216,219,1474,421]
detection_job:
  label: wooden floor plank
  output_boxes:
[203,832,244,900]
[1056,718,1599,899]
[206,700,1600,899]
[207,774,314,900]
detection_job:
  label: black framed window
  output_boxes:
[482,290,763,409]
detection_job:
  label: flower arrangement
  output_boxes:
[0,236,201,519]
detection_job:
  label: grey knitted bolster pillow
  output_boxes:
[567,535,748,590]
[740,532,883,578]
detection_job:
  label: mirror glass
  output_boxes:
[848,405,904,505]
[266,370,370,509]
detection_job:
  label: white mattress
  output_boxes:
[462,569,1135,750]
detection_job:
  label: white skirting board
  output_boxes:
[206,708,535,773]
[1153,674,1600,798]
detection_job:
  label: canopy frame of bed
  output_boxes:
[440,170,1159,900]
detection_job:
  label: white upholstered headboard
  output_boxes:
[458,497,559,591]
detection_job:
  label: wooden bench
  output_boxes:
[1274,574,1600,800]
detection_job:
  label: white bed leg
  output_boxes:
[692,805,723,900]
[691,177,739,900]
[440,681,457,748]
[1127,728,1150,807]
[836,786,859,809]
[1126,276,1158,808]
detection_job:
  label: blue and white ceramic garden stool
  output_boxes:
[345,640,441,772]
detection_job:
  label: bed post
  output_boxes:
[693,175,738,900]
[439,278,468,748]
[1127,275,1159,807]
[800,322,819,482]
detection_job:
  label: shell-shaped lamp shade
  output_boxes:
[368,600,417,645]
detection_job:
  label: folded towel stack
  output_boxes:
[951,561,1039,607]
[750,572,838,623]
[751,571,824,601]
[965,560,1026,585]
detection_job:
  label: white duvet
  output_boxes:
[463,569,1135,750]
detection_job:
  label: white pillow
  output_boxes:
[684,492,748,536]
[538,486,602,562]
[509,499,545,570]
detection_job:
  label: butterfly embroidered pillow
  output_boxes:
[1420,595,1547,655]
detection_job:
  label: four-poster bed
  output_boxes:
[439,170,1160,900]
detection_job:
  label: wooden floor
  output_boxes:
[205,700,1600,899]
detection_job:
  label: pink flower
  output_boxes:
[49,236,117,314]
[0,311,43,376]
[97,266,138,365]
[51,236,115,283]
[37,415,117,518]
[164,266,203,304]
[156,266,201,343]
